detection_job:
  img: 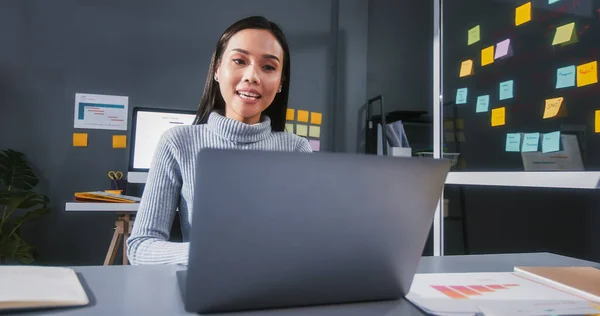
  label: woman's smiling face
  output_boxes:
[215,28,284,125]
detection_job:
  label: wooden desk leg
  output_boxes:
[104,219,123,265]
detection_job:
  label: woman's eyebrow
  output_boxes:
[231,48,280,63]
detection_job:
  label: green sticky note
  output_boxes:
[456,88,468,104]
[505,133,521,152]
[468,25,480,45]
[476,95,490,113]
[521,133,540,152]
[556,65,576,89]
[499,80,514,100]
[542,131,561,153]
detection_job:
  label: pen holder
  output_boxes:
[110,178,127,194]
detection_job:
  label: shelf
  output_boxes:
[65,202,139,212]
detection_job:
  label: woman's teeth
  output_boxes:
[237,92,260,100]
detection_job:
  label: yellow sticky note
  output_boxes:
[310,112,322,125]
[491,107,506,127]
[285,123,294,133]
[112,135,127,148]
[468,25,480,45]
[297,110,309,122]
[296,124,308,136]
[73,133,88,147]
[309,125,321,138]
[595,110,600,133]
[481,46,495,66]
[515,2,532,26]
[577,61,598,87]
[459,60,474,77]
[286,109,295,121]
[552,22,577,46]
[543,97,564,119]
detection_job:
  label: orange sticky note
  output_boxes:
[73,133,88,147]
[113,135,127,148]
[459,60,474,77]
[577,61,598,87]
[310,112,322,125]
[286,109,295,121]
[297,110,309,122]
[515,2,532,26]
[285,123,294,133]
[296,124,308,136]
[595,110,600,133]
[491,107,506,127]
[543,97,564,119]
[481,46,495,66]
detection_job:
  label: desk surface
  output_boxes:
[20,252,600,316]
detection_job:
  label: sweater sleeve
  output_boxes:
[127,130,189,265]
[296,137,313,153]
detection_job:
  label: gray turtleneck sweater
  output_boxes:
[127,111,312,265]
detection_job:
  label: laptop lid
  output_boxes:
[184,149,450,313]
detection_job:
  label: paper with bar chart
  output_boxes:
[406,272,600,316]
[73,93,129,130]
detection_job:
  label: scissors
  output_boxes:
[108,171,124,181]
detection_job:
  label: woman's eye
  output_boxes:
[263,65,276,71]
[233,59,245,65]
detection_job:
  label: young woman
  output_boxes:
[127,16,312,265]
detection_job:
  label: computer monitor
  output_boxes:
[128,107,196,175]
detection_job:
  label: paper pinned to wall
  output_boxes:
[476,95,490,113]
[543,97,565,119]
[515,2,532,26]
[285,123,294,133]
[521,133,540,152]
[286,109,295,121]
[456,88,468,104]
[468,25,480,45]
[73,93,128,131]
[297,110,309,122]
[73,133,88,147]
[549,0,563,4]
[459,60,474,77]
[491,107,506,127]
[552,22,578,46]
[556,65,576,89]
[494,39,513,59]
[499,80,514,100]
[576,61,598,87]
[112,135,127,149]
[505,133,522,152]
[296,124,308,136]
[542,131,561,153]
[481,46,495,66]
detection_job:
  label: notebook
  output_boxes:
[74,191,140,203]
[0,266,89,311]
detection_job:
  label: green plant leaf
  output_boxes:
[0,234,34,264]
[0,191,46,209]
[12,207,51,230]
[0,149,39,191]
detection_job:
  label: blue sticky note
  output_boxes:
[556,65,576,89]
[521,133,540,152]
[542,131,561,153]
[505,133,521,152]
[476,95,490,113]
[549,0,562,3]
[499,80,514,100]
[456,88,468,104]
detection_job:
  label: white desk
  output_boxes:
[65,202,139,265]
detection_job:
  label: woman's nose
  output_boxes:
[242,65,260,84]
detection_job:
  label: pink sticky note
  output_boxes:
[309,140,320,151]
[494,38,513,59]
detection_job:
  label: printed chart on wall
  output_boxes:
[444,0,600,171]
[73,93,129,131]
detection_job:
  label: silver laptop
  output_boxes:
[178,149,450,313]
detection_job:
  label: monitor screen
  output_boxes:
[130,108,196,171]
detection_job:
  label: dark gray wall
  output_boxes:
[0,0,334,265]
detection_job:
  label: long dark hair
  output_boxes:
[193,16,291,131]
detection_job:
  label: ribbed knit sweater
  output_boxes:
[126,111,312,265]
